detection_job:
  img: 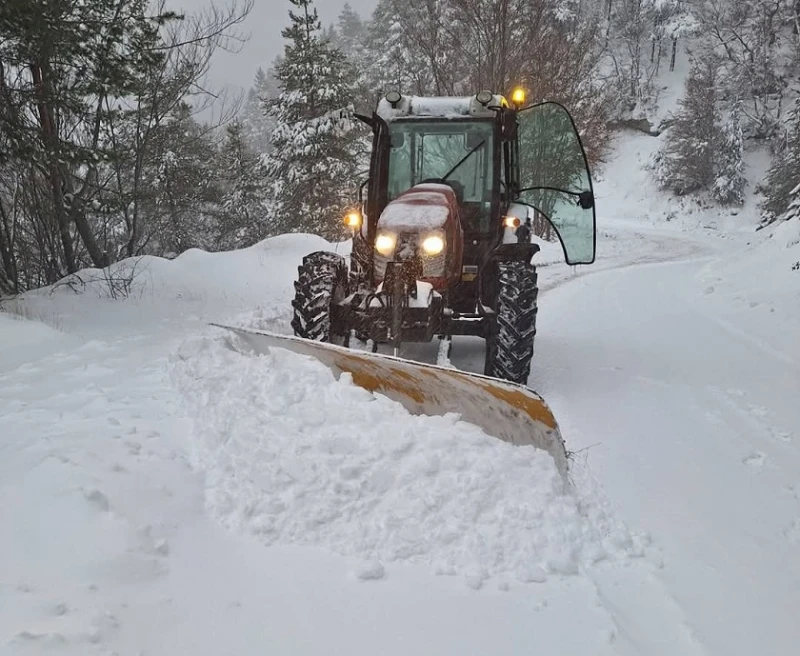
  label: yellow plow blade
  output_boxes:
[214,326,568,479]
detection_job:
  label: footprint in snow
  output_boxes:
[84,488,110,512]
[742,452,766,468]
[771,428,793,443]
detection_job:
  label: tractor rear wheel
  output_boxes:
[291,251,349,343]
[485,260,538,385]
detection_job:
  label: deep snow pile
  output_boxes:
[171,331,642,588]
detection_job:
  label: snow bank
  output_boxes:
[5,234,350,339]
[54,233,345,303]
[171,332,641,589]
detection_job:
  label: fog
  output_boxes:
[174,0,377,97]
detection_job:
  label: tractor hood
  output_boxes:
[374,183,464,290]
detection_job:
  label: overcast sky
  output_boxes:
[176,0,377,97]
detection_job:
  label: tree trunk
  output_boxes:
[31,62,78,274]
[0,200,18,294]
[670,38,678,72]
[31,62,108,271]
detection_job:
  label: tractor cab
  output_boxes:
[353,91,596,297]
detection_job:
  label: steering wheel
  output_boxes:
[419,178,465,204]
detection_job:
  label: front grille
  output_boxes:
[374,232,446,282]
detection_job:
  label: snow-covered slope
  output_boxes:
[695,217,800,361]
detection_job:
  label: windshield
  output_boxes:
[387,121,494,231]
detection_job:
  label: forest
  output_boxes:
[1,0,799,293]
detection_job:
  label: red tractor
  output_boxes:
[291,90,596,385]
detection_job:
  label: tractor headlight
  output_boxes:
[421,233,445,255]
[375,232,396,256]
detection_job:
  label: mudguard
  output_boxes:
[212,325,568,479]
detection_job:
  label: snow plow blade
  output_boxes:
[214,325,568,478]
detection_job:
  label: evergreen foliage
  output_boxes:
[653,58,719,196]
[760,99,800,227]
[713,103,746,206]
[263,0,360,239]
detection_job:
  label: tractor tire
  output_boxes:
[485,260,538,385]
[291,251,349,343]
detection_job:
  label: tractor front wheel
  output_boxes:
[485,260,538,385]
[291,251,349,343]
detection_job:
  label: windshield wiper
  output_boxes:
[441,139,485,181]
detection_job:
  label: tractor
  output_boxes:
[290,89,596,385]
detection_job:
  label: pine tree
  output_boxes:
[783,185,800,224]
[366,0,429,96]
[0,0,181,272]
[264,0,360,239]
[653,57,719,196]
[336,3,364,56]
[240,68,277,154]
[760,99,800,227]
[217,120,272,249]
[713,103,746,206]
[147,104,221,256]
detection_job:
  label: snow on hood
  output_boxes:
[378,184,455,232]
[378,200,450,232]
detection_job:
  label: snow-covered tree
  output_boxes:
[783,184,800,224]
[695,0,795,141]
[264,0,361,238]
[365,0,431,97]
[653,57,719,195]
[335,2,366,57]
[760,98,800,226]
[147,104,222,256]
[217,120,273,249]
[713,103,746,205]
[240,68,278,154]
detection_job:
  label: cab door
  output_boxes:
[514,102,596,265]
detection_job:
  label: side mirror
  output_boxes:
[390,132,405,148]
[578,190,594,210]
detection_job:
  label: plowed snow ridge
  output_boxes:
[171,332,643,587]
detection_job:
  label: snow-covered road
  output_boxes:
[435,220,800,655]
[528,255,800,656]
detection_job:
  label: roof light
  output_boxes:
[511,87,526,106]
[385,90,402,106]
[503,216,521,228]
[475,90,493,105]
